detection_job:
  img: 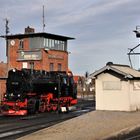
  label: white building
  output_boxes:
[90,62,140,111]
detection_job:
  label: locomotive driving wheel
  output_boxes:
[27,98,37,114]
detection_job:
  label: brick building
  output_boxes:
[4,26,74,72]
[0,26,74,102]
[0,62,7,102]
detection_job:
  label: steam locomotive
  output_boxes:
[1,69,77,115]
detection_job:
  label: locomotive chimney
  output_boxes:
[25,26,35,34]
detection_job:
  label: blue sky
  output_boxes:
[0,0,140,75]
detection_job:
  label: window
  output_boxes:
[50,63,54,71]
[30,37,43,49]
[19,40,24,50]
[43,38,67,51]
[58,63,62,71]
[51,40,55,49]
[46,38,49,47]
[55,40,59,50]
[22,62,28,68]
[49,39,51,48]
[29,62,34,70]
[59,41,65,51]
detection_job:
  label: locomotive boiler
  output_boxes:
[1,69,77,115]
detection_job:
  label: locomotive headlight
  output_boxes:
[54,87,57,90]
[4,94,7,97]
[13,69,16,72]
[17,94,20,97]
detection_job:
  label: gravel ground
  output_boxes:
[18,111,140,140]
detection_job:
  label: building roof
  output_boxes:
[1,32,75,41]
[89,62,140,80]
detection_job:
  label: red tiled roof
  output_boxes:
[73,75,80,83]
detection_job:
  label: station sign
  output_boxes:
[48,54,64,60]
[17,50,42,61]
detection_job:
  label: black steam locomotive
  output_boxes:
[1,69,77,115]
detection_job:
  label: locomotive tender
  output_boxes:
[1,69,77,115]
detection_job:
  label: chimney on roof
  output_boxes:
[25,26,35,34]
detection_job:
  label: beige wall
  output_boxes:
[96,73,131,111]
[129,80,140,111]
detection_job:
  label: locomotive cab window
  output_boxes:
[63,77,67,85]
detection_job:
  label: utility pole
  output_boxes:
[5,18,9,35]
[42,5,45,32]
[5,18,9,57]
[5,18,10,72]
[128,26,140,69]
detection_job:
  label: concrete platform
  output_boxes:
[18,111,140,140]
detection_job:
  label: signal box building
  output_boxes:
[0,27,74,103]
[4,26,74,72]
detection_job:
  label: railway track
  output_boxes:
[0,115,74,140]
[0,99,95,140]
